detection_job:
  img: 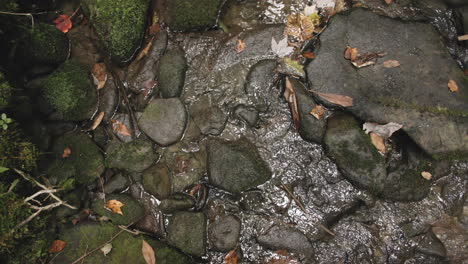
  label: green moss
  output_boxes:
[167,0,222,31]
[0,73,12,110]
[0,124,38,172]
[105,139,157,172]
[92,194,144,225]
[82,0,149,64]
[432,150,468,161]
[43,60,97,120]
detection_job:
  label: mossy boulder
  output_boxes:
[0,73,12,110]
[92,194,144,225]
[167,211,206,256]
[47,132,104,189]
[105,139,157,172]
[54,222,191,264]
[157,48,187,98]
[166,0,222,31]
[43,60,97,120]
[142,163,172,199]
[82,0,150,64]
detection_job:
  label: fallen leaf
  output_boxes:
[383,60,400,68]
[350,48,359,61]
[104,199,125,215]
[234,39,246,54]
[363,122,403,139]
[279,57,305,78]
[142,240,156,264]
[421,171,432,180]
[101,243,112,256]
[136,37,154,61]
[448,80,459,93]
[48,240,67,253]
[285,13,319,45]
[189,184,201,196]
[310,104,326,120]
[271,37,294,57]
[285,78,300,129]
[385,0,393,4]
[110,120,132,137]
[91,63,108,90]
[53,14,72,33]
[303,5,317,16]
[370,132,386,153]
[310,90,353,107]
[62,147,71,158]
[89,111,105,131]
[224,250,237,264]
[302,52,316,59]
[344,46,352,60]
[351,52,385,68]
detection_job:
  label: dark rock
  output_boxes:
[167,212,206,256]
[444,0,468,7]
[244,59,278,113]
[105,139,157,172]
[165,0,223,31]
[104,173,129,194]
[158,48,187,98]
[190,96,227,136]
[257,224,313,256]
[159,193,195,214]
[415,231,447,258]
[240,191,265,211]
[163,150,206,192]
[352,0,447,21]
[234,104,259,127]
[208,215,241,252]
[431,214,468,263]
[142,163,172,199]
[306,9,468,159]
[139,98,187,146]
[207,137,272,195]
[92,194,144,225]
[97,80,119,123]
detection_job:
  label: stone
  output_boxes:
[257,224,313,255]
[159,193,195,214]
[104,173,129,194]
[190,96,227,136]
[142,163,172,199]
[207,137,272,195]
[244,59,278,113]
[92,194,144,225]
[306,9,468,159]
[158,48,187,98]
[208,215,241,252]
[138,98,187,146]
[234,104,259,127]
[167,212,206,256]
[165,0,223,31]
[105,139,157,172]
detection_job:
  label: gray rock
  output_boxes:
[244,59,278,113]
[257,224,313,256]
[207,137,272,195]
[105,139,157,172]
[190,96,227,136]
[142,163,172,199]
[159,193,195,214]
[415,232,447,258]
[158,48,187,98]
[165,0,223,31]
[167,212,206,256]
[139,98,187,146]
[104,173,129,194]
[208,215,241,252]
[97,80,119,123]
[306,9,468,159]
[234,104,259,127]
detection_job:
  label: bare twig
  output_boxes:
[0,10,34,26]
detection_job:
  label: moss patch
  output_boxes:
[167,0,222,31]
[0,73,12,110]
[105,139,157,172]
[0,124,38,172]
[92,194,144,225]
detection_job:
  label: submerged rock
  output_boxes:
[159,193,195,214]
[233,104,259,127]
[190,96,227,136]
[167,211,206,256]
[244,59,278,113]
[105,139,157,172]
[208,215,241,252]
[92,194,144,225]
[165,0,223,31]
[138,98,187,146]
[142,163,172,199]
[207,137,272,195]
[158,48,187,98]
[306,9,468,159]
[257,223,313,256]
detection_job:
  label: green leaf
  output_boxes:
[5,118,12,123]
[0,167,9,173]
[2,124,7,130]
[1,113,6,120]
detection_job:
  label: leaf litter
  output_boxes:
[142,240,156,264]
[104,199,125,215]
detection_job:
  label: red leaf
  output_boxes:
[62,147,71,158]
[53,15,72,33]
[48,240,67,253]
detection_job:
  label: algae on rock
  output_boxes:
[166,0,222,31]
[92,194,144,225]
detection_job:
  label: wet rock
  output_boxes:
[135,211,166,238]
[164,149,206,192]
[306,9,468,159]
[190,96,227,136]
[244,59,277,113]
[105,139,157,172]
[47,132,104,189]
[290,78,327,144]
[159,193,195,214]
[431,214,468,263]
[208,215,241,252]
[82,0,150,65]
[207,137,272,195]
[240,190,265,211]
[415,231,447,258]
[233,104,259,127]
[43,60,97,121]
[110,113,134,143]
[97,80,119,122]
[167,211,206,256]
[142,163,172,199]
[158,48,187,98]
[352,0,447,21]
[324,113,432,201]
[444,0,468,7]
[138,98,187,146]
[92,126,109,147]
[257,224,313,256]
[92,194,144,225]
[104,173,129,194]
[165,0,223,31]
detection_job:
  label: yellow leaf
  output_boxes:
[310,104,326,120]
[104,199,125,215]
[370,132,386,153]
[142,240,156,264]
[448,80,459,93]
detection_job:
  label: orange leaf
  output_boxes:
[385,0,393,4]
[234,39,246,54]
[53,15,72,33]
[136,37,154,61]
[448,79,459,93]
[370,132,386,153]
[344,46,352,60]
[302,52,316,59]
[48,240,67,253]
[142,240,156,264]
[111,120,132,137]
[310,90,353,107]
[91,63,108,90]
[89,111,105,131]
[310,104,326,120]
[104,199,125,215]
[62,147,71,158]
[224,250,238,264]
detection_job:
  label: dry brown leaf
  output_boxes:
[142,240,156,264]
[89,111,105,131]
[285,78,300,129]
[302,52,316,59]
[363,122,403,139]
[310,104,326,120]
[91,63,108,90]
[234,39,246,54]
[62,147,71,158]
[421,171,432,180]
[448,79,459,93]
[458,35,468,41]
[383,60,400,68]
[111,119,132,137]
[350,48,359,61]
[189,184,201,197]
[370,132,386,153]
[385,0,393,4]
[104,199,125,215]
[344,47,352,59]
[101,243,112,256]
[136,37,154,61]
[48,240,67,253]
[224,250,237,264]
[310,90,353,107]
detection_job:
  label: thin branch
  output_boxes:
[24,188,57,202]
